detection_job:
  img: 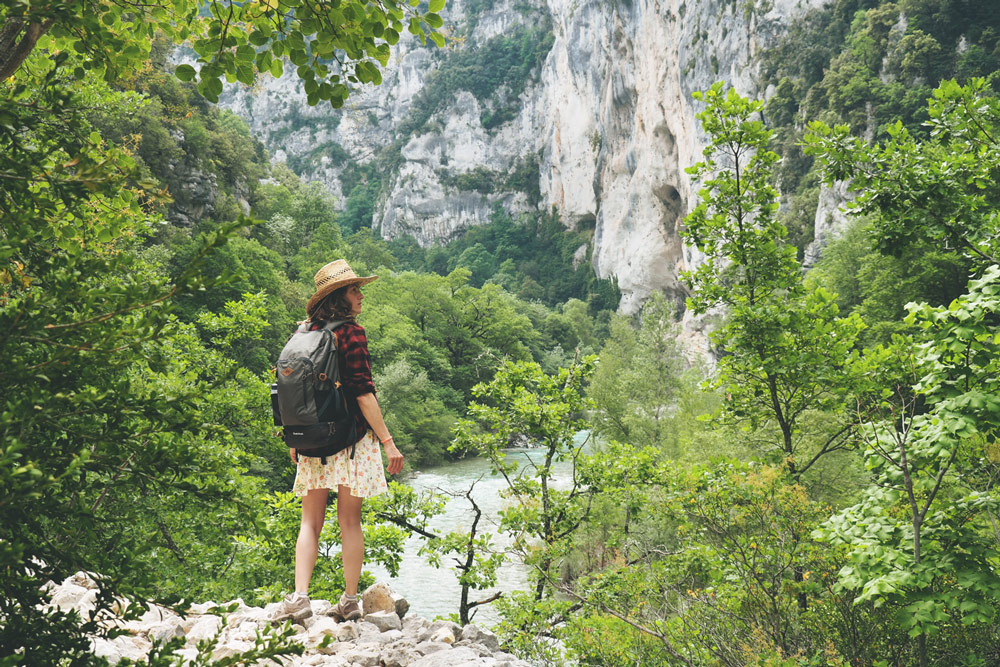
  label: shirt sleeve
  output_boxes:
[338,324,376,397]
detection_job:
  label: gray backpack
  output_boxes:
[271,320,358,461]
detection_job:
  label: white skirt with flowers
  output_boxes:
[291,430,388,499]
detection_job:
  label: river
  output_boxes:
[368,441,583,627]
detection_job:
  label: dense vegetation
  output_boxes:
[3,0,1000,666]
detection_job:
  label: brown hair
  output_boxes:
[307,285,355,322]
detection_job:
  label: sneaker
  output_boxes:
[331,594,362,622]
[272,592,313,623]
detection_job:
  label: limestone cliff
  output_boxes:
[221,0,827,313]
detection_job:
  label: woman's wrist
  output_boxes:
[379,435,393,444]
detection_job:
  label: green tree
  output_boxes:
[818,266,1000,667]
[589,293,688,453]
[452,357,597,604]
[805,77,1000,270]
[682,83,864,483]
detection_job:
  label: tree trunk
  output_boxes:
[0,17,55,80]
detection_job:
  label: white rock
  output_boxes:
[49,584,93,613]
[461,624,500,651]
[337,644,381,667]
[91,636,147,664]
[402,615,429,636]
[410,646,483,666]
[417,620,460,644]
[429,626,456,644]
[360,582,396,615]
[68,571,100,590]
[334,622,359,642]
[364,610,401,632]
[311,599,334,617]
[307,616,341,644]
[212,640,254,660]
[188,601,219,615]
[185,615,222,644]
[146,620,185,643]
[223,620,261,643]
[172,647,198,664]
[382,644,421,667]
[415,641,452,656]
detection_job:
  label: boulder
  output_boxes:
[363,610,401,633]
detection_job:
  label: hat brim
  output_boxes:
[306,274,378,315]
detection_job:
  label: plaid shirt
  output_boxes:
[310,320,375,435]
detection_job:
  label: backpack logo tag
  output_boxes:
[281,367,294,377]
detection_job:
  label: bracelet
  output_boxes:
[380,435,393,444]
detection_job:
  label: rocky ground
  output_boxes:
[47,573,531,666]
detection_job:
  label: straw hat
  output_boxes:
[306,260,378,314]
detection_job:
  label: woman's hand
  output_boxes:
[383,439,404,475]
[289,448,298,464]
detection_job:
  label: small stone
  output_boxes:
[428,626,456,644]
[311,599,333,617]
[461,624,500,651]
[418,620,461,644]
[360,582,396,615]
[334,622,358,642]
[363,610,401,632]
[391,592,410,619]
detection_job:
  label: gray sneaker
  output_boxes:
[272,592,313,623]
[331,595,361,622]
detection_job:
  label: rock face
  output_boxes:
[48,573,527,667]
[220,0,827,312]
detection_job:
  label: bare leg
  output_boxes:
[337,485,365,596]
[295,488,329,593]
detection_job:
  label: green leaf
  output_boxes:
[428,0,445,12]
[174,64,197,82]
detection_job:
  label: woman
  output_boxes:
[274,259,404,623]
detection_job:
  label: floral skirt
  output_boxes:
[291,430,388,499]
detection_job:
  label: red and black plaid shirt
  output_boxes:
[310,320,375,435]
